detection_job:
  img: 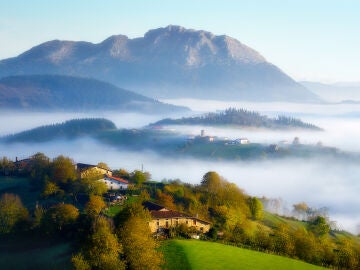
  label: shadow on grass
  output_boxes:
[160,240,192,270]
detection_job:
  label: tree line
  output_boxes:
[152,108,322,130]
[153,108,321,130]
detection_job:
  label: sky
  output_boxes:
[0,0,359,83]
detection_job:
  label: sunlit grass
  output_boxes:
[161,240,326,270]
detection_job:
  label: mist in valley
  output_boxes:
[1,101,360,233]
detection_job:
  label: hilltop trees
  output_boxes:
[0,157,15,176]
[50,155,77,185]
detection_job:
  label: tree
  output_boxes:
[247,197,263,220]
[42,181,64,198]
[84,217,125,270]
[0,157,15,176]
[0,193,29,233]
[50,155,77,185]
[42,203,79,233]
[97,162,110,170]
[293,202,309,220]
[155,189,176,210]
[32,205,45,229]
[308,216,330,236]
[78,178,108,196]
[119,216,163,270]
[114,202,151,228]
[112,169,130,180]
[85,195,106,218]
[71,253,91,270]
[27,152,50,188]
[130,170,148,186]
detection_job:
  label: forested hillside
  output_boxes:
[151,108,322,130]
[3,118,116,143]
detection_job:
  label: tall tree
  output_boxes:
[119,216,163,270]
[247,197,263,220]
[84,217,125,270]
[0,193,29,233]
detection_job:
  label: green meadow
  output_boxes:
[161,240,326,270]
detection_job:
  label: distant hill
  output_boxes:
[301,81,360,102]
[3,118,116,143]
[0,75,188,113]
[150,108,322,130]
[0,25,321,102]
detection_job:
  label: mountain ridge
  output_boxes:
[0,74,189,113]
[0,25,321,102]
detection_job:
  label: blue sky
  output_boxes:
[1,0,359,82]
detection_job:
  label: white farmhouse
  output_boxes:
[100,175,129,190]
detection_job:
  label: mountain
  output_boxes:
[0,25,320,102]
[150,108,322,130]
[301,81,360,102]
[0,75,188,113]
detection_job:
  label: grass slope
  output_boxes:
[161,240,326,270]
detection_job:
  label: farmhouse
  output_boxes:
[76,163,113,178]
[143,201,211,233]
[100,175,129,190]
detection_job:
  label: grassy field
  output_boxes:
[161,240,326,270]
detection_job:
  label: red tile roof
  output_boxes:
[143,201,211,224]
[105,175,128,184]
[150,210,192,219]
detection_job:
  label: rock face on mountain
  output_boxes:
[0,75,188,113]
[0,25,320,102]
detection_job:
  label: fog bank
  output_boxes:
[2,138,360,234]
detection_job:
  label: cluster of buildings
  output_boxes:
[11,157,211,235]
[190,129,250,145]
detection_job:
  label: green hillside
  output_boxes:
[161,240,326,270]
[3,118,116,143]
[151,108,322,130]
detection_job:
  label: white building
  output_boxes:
[100,175,129,190]
[236,138,250,144]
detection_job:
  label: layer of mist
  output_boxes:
[1,138,359,233]
[1,101,360,233]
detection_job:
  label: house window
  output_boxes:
[200,227,204,231]
[166,221,169,228]
[193,219,196,225]
[186,220,188,225]
[156,221,159,226]
[175,219,179,226]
